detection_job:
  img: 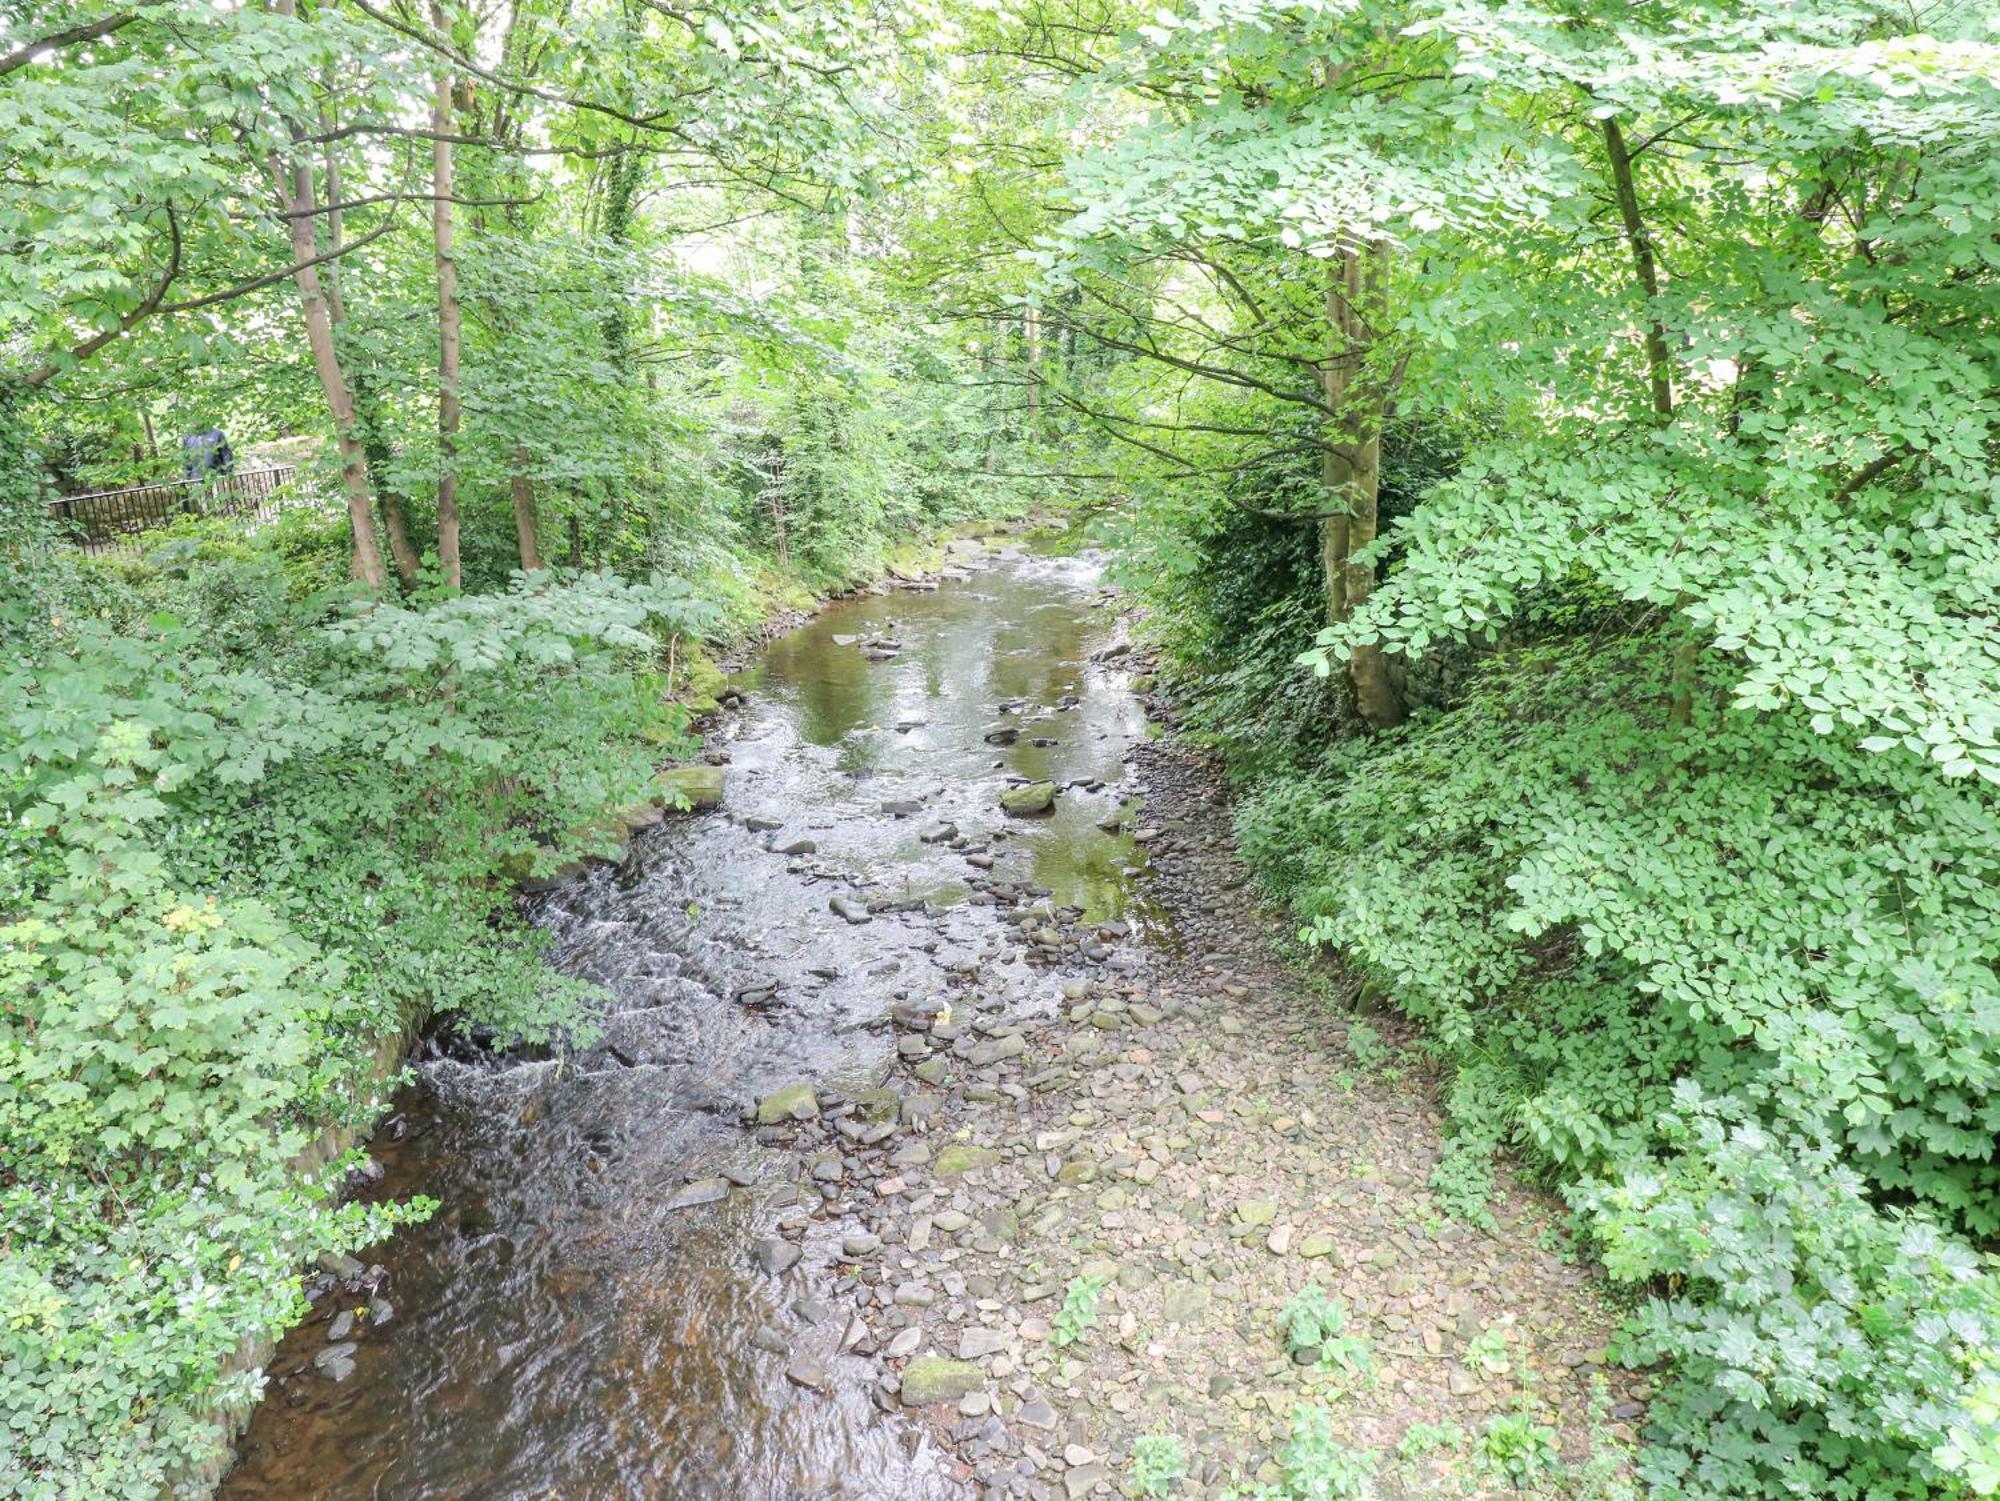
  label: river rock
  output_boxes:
[785,1355,831,1392]
[899,1357,983,1406]
[958,1327,1009,1360]
[830,895,872,924]
[935,1145,1001,1178]
[756,1083,820,1124]
[313,1343,358,1382]
[752,1238,802,1276]
[965,1034,1026,1067]
[667,1178,729,1211]
[999,781,1056,815]
[658,764,725,810]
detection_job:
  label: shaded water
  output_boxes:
[221,547,1162,1500]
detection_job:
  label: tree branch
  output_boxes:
[1830,445,1915,505]
[0,12,134,79]
[276,189,540,218]
[22,205,179,387]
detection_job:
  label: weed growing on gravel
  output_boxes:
[1343,1019,1392,1073]
[1481,1414,1559,1489]
[1130,1433,1191,1498]
[1562,1379,1641,1501]
[1269,1404,1377,1499]
[1278,1284,1372,1374]
[1052,1272,1108,1347]
[1462,1321,1514,1376]
[1395,1421,1465,1460]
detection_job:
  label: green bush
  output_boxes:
[1234,633,2000,1496]
[1576,1087,1997,1500]
[0,557,712,1495]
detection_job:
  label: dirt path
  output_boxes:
[767,733,1646,1499]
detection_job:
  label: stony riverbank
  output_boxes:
[735,731,1647,1499]
[221,550,1641,1500]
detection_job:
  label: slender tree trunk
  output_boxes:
[1601,117,1674,422]
[431,10,462,590]
[510,444,542,571]
[1318,244,1404,730]
[599,145,643,370]
[1602,115,1696,723]
[1025,304,1042,433]
[320,112,420,589]
[267,18,384,587]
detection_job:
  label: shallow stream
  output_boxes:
[221,546,1163,1500]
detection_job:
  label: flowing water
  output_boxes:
[221,545,1165,1500]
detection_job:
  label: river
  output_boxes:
[220,544,1163,1500]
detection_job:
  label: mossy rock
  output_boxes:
[611,801,665,832]
[851,1088,903,1124]
[899,1357,983,1405]
[755,1082,820,1125]
[497,848,539,884]
[675,649,729,709]
[659,764,725,811]
[935,1144,1002,1178]
[999,781,1057,815]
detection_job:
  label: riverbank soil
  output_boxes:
[792,734,1646,1500]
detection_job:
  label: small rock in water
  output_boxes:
[752,1239,802,1276]
[771,836,818,856]
[785,1355,831,1393]
[313,1343,358,1382]
[667,1178,729,1211]
[999,781,1057,816]
[830,895,872,925]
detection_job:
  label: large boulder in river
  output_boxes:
[999,781,1056,815]
[659,764,724,811]
[755,1082,820,1124]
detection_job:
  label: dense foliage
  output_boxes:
[1084,2,2000,1497]
[0,0,1048,1488]
[4,0,1996,1495]
[0,534,724,1494]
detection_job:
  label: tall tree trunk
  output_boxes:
[1319,244,1404,730]
[1025,304,1042,433]
[268,15,384,588]
[320,110,420,588]
[1602,115,1695,724]
[599,145,643,370]
[1601,118,1675,422]
[510,444,542,571]
[431,11,462,590]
